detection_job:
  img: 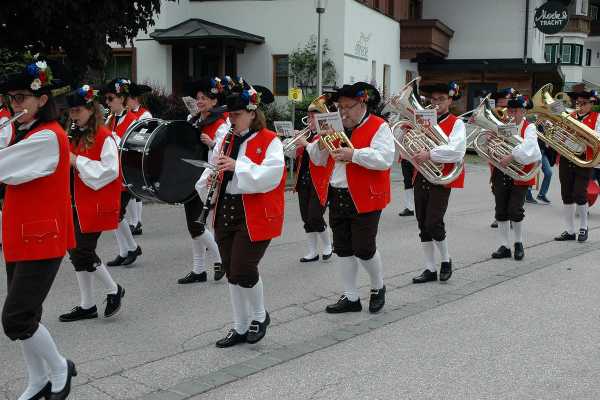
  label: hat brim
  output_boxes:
[420,83,462,100]
[332,82,381,107]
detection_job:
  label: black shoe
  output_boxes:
[514,242,524,260]
[412,269,437,284]
[325,296,362,313]
[106,255,126,267]
[490,220,498,228]
[178,271,207,284]
[368,286,386,314]
[129,224,135,234]
[398,208,414,217]
[492,245,512,259]
[525,196,538,204]
[49,360,77,400]
[26,381,51,400]
[213,263,225,281]
[132,222,143,236]
[300,255,319,263]
[555,231,576,241]
[122,246,142,266]
[439,259,452,282]
[104,285,125,318]
[246,312,271,344]
[216,329,247,348]
[536,195,551,205]
[578,228,588,242]
[322,252,333,262]
[59,306,98,322]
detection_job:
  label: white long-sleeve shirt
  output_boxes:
[306,114,395,188]
[132,106,153,121]
[512,120,542,165]
[0,122,58,185]
[186,114,232,161]
[74,136,120,190]
[429,116,467,164]
[0,117,14,148]
[195,129,285,202]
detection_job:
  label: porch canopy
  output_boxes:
[150,18,264,45]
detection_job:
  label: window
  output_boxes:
[545,44,556,63]
[592,5,599,20]
[574,45,582,65]
[273,55,289,96]
[561,45,572,64]
[586,48,592,66]
[104,49,135,81]
[544,43,584,65]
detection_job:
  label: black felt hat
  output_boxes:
[506,94,533,109]
[101,78,132,96]
[0,58,68,96]
[225,79,274,112]
[331,82,381,108]
[130,83,152,97]
[491,88,518,101]
[420,81,462,100]
[568,90,599,104]
[66,84,100,107]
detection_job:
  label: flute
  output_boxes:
[0,109,27,130]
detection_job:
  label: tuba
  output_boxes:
[387,77,464,185]
[470,95,540,181]
[531,84,600,168]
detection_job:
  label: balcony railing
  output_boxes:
[564,15,591,34]
[400,19,454,59]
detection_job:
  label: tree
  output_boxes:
[0,0,173,82]
[289,35,337,97]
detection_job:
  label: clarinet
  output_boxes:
[197,126,235,230]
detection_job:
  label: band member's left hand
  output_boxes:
[69,153,77,166]
[216,155,236,171]
[331,147,354,162]
[200,133,215,149]
[499,154,513,168]
[413,150,431,163]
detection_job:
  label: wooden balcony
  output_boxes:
[400,19,454,59]
[564,15,591,34]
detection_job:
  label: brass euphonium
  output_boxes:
[530,84,600,168]
[387,77,464,185]
[470,95,540,181]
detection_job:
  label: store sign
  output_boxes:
[534,1,569,35]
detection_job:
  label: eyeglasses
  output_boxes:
[575,101,591,106]
[430,96,449,102]
[4,93,36,104]
[105,95,116,102]
[337,101,361,111]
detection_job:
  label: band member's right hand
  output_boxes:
[200,133,215,149]
[297,136,309,148]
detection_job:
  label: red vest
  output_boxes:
[200,116,227,141]
[71,126,121,233]
[233,129,286,242]
[294,137,335,206]
[129,107,150,120]
[2,121,75,262]
[107,111,138,138]
[438,114,465,189]
[571,111,599,161]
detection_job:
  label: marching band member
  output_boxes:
[58,85,125,323]
[490,95,541,260]
[411,82,466,284]
[293,101,333,262]
[555,89,600,243]
[178,77,228,284]
[398,159,415,217]
[306,82,394,314]
[196,81,284,347]
[125,83,153,236]
[102,79,142,267]
[0,98,14,249]
[0,59,77,400]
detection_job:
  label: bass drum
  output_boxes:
[120,118,209,204]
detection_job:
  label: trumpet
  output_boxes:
[282,126,311,159]
[0,109,27,129]
[309,94,354,154]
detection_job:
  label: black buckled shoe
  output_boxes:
[514,242,525,261]
[49,359,77,400]
[178,271,207,284]
[325,296,362,313]
[216,329,247,348]
[368,286,386,314]
[122,246,142,267]
[492,245,512,259]
[555,231,576,241]
[300,255,319,263]
[490,220,498,228]
[322,252,333,262]
[213,263,225,281]
[26,381,51,400]
[246,312,270,344]
[412,269,437,284]
[578,228,588,242]
[106,255,126,267]
[59,306,98,322]
[104,285,125,318]
[398,208,414,217]
[131,222,143,236]
[439,260,452,282]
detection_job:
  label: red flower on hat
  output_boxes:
[250,92,258,104]
[84,89,94,101]
[39,70,47,84]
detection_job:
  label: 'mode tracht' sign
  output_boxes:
[534,1,569,35]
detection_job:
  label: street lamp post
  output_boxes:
[315,0,327,96]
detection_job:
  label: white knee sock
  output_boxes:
[422,241,436,272]
[338,256,359,301]
[318,230,332,255]
[117,220,137,252]
[498,220,511,247]
[23,324,68,393]
[114,228,127,258]
[513,221,523,243]
[92,264,118,295]
[577,203,589,230]
[18,341,49,400]
[564,203,576,234]
[191,237,207,274]
[75,272,95,309]
[404,188,414,211]
[228,284,249,334]
[241,278,266,323]
[136,201,143,224]
[356,250,384,290]
[434,239,450,263]
[126,201,137,226]
[197,230,222,264]
[304,232,318,258]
